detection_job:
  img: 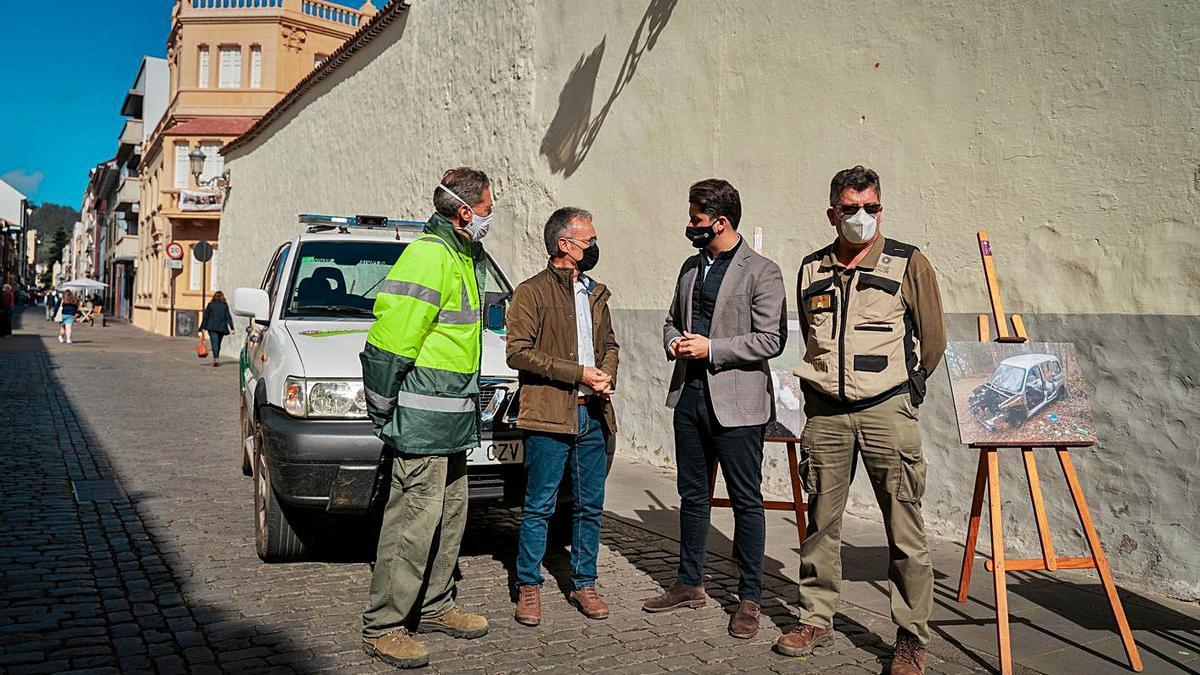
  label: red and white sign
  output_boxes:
[166,241,185,260]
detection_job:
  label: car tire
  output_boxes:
[1057,385,1069,401]
[254,445,311,562]
[239,402,254,477]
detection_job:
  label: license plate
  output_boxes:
[467,439,524,465]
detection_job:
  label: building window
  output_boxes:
[174,143,190,189]
[190,246,204,291]
[314,53,328,69]
[250,46,262,88]
[198,46,210,88]
[199,142,223,183]
[219,46,242,88]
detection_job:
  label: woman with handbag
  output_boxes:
[58,290,78,344]
[200,291,235,367]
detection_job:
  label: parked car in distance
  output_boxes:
[233,214,523,562]
[967,353,1067,431]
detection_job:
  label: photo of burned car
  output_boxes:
[968,353,1067,430]
[946,341,1095,446]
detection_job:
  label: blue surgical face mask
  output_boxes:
[438,183,494,242]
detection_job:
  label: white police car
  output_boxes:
[233,214,523,562]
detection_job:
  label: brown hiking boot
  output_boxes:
[889,632,926,675]
[641,582,708,613]
[362,630,428,669]
[514,584,541,626]
[416,605,489,639]
[569,586,610,620]
[728,599,761,639]
[773,623,835,657]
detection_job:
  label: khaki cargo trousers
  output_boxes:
[362,451,467,639]
[796,393,933,644]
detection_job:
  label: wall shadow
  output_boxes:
[539,0,679,176]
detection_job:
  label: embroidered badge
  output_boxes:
[877,254,893,273]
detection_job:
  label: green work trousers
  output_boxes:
[362,450,467,638]
[796,393,933,644]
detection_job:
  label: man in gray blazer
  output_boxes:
[642,179,787,640]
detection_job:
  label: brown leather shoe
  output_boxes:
[773,623,835,656]
[569,586,610,620]
[889,632,926,675]
[641,582,708,613]
[514,585,541,626]
[728,599,760,639]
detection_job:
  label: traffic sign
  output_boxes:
[165,259,184,270]
[166,241,184,260]
[192,240,214,263]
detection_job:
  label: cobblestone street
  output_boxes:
[1,312,1197,675]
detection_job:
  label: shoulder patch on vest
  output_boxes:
[882,239,918,258]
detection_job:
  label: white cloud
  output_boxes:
[0,168,45,197]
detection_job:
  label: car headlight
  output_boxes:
[282,377,368,419]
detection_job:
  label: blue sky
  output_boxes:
[0,1,366,209]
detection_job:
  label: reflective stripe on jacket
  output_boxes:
[360,213,483,454]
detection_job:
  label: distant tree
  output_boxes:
[29,203,81,264]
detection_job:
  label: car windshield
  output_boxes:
[284,241,406,319]
[988,364,1026,392]
[283,239,512,320]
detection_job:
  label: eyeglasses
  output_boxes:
[834,203,882,216]
[563,236,597,247]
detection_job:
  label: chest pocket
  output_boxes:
[854,273,903,325]
[802,277,836,329]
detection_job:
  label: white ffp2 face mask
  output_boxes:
[840,208,877,244]
[438,183,494,242]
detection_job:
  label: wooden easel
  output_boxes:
[708,438,808,544]
[956,231,1143,674]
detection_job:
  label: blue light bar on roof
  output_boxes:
[297,213,425,230]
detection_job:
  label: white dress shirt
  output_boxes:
[575,276,596,396]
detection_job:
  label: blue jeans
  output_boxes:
[516,404,608,590]
[209,330,226,359]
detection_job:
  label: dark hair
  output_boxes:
[829,165,881,206]
[544,207,593,256]
[434,167,490,218]
[688,179,741,229]
[211,290,227,304]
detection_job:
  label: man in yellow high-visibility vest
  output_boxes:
[360,167,494,669]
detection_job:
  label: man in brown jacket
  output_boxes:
[506,207,619,627]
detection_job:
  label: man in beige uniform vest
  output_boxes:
[774,166,946,675]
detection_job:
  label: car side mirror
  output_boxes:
[485,303,506,331]
[232,287,271,325]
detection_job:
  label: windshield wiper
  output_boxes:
[290,304,375,317]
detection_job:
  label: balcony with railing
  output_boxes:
[178,0,376,31]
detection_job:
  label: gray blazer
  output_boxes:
[663,241,787,428]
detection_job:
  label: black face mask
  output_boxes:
[577,242,600,272]
[685,225,716,248]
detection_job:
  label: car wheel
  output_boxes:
[254,445,310,562]
[1007,411,1026,429]
[1057,385,1069,401]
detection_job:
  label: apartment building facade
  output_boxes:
[134,0,373,336]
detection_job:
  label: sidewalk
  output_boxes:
[604,450,1200,674]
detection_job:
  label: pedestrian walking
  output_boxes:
[642,179,787,640]
[0,283,14,337]
[773,166,947,675]
[507,207,620,627]
[200,291,235,367]
[44,290,56,321]
[58,290,79,344]
[359,167,494,669]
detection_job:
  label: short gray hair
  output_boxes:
[434,167,490,218]
[543,207,592,256]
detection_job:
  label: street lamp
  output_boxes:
[188,146,230,189]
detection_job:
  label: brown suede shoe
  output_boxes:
[569,586,610,620]
[641,582,708,613]
[728,600,761,639]
[514,584,541,626]
[773,623,835,657]
[416,605,489,639]
[889,632,926,675]
[362,630,428,669]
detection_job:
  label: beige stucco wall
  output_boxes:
[219,0,1199,599]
